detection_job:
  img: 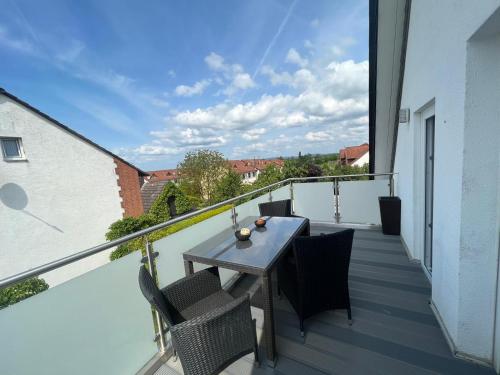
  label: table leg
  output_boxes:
[262,272,277,367]
[184,260,194,276]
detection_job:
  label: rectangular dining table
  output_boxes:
[182,215,310,367]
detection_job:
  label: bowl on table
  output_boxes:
[235,227,251,241]
[254,218,267,228]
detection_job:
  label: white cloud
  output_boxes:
[174,79,211,97]
[260,66,315,89]
[285,48,308,67]
[122,57,369,163]
[304,40,314,49]
[204,52,255,96]
[168,69,176,78]
[305,131,333,142]
[223,73,256,95]
[205,52,226,71]
[241,128,267,141]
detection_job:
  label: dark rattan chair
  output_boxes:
[138,266,259,375]
[258,199,293,217]
[277,229,355,336]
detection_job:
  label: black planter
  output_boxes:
[378,196,401,235]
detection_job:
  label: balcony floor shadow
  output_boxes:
[155,226,494,375]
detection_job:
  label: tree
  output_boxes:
[177,150,229,205]
[214,170,243,203]
[254,165,283,188]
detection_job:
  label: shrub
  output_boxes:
[0,277,49,309]
[149,182,192,222]
[109,205,232,261]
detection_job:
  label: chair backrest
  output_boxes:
[258,199,292,217]
[293,229,354,310]
[138,265,175,327]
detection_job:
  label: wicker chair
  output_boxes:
[277,229,355,336]
[138,266,259,375]
[258,199,293,217]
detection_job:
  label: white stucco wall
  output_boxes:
[0,95,124,286]
[393,0,500,363]
[351,151,369,167]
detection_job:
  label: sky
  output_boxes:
[0,0,369,170]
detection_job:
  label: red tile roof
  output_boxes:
[339,143,369,164]
[147,169,178,181]
[146,159,285,180]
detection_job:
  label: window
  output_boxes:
[1,137,26,160]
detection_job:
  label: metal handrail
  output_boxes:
[0,172,395,289]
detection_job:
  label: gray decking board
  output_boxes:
[156,227,494,375]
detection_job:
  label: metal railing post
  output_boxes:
[231,205,238,229]
[268,187,272,202]
[389,175,395,197]
[145,238,167,353]
[290,181,295,214]
[334,178,340,224]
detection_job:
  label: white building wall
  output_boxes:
[393,0,500,363]
[0,95,124,286]
[351,152,369,167]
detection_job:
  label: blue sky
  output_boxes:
[0,0,369,170]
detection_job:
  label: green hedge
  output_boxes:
[109,204,232,260]
[0,277,49,309]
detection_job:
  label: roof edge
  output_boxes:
[0,87,148,176]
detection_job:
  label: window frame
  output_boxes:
[1,137,27,161]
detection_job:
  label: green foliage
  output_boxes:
[321,162,369,179]
[214,170,243,203]
[106,214,156,241]
[149,182,191,222]
[177,149,229,204]
[254,165,283,188]
[109,205,232,261]
[0,277,49,309]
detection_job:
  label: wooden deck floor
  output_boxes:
[155,226,494,375]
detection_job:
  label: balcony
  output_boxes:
[0,174,494,375]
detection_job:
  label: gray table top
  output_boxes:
[183,216,308,274]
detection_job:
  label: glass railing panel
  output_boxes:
[338,180,390,224]
[0,251,157,375]
[234,191,270,220]
[155,208,237,287]
[293,181,335,221]
[269,185,290,202]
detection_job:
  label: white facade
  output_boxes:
[241,170,259,184]
[391,0,500,368]
[351,151,369,167]
[0,94,125,286]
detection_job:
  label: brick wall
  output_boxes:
[114,158,144,217]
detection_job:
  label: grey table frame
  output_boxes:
[183,217,310,367]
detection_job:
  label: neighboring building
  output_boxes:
[338,143,369,166]
[147,169,178,183]
[229,158,285,184]
[146,159,285,187]
[141,179,169,212]
[372,0,500,370]
[0,88,146,286]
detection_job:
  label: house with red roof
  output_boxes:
[338,143,369,167]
